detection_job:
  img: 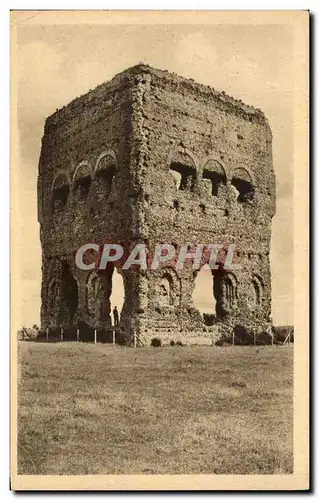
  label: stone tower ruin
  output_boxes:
[38,64,276,345]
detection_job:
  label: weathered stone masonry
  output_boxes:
[38,64,276,345]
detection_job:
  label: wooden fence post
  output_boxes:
[134,330,137,348]
[113,329,116,347]
[76,328,79,342]
[94,329,97,344]
[46,328,49,342]
[232,330,235,347]
[60,328,63,341]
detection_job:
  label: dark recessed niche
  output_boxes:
[170,161,196,192]
[202,161,227,197]
[52,184,69,212]
[173,199,179,211]
[74,175,91,202]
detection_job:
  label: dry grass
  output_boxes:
[17,342,293,475]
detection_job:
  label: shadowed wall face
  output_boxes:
[38,64,275,345]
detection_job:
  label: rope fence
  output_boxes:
[20,326,122,345]
[18,325,294,347]
[216,325,294,346]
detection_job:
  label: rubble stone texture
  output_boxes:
[38,64,276,345]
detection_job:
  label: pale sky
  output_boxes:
[14,16,294,327]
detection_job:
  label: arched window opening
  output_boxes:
[74,176,91,202]
[96,168,115,200]
[169,150,196,192]
[170,162,196,191]
[231,167,254,203]
[73,162,92,202]
[202,160,227,197]
[95,154,117,201]
[52,174,70,212]
[231,178,254,202]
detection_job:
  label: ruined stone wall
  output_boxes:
[127,66,276,344]
[38,71,138,331]
[38,64,276,345]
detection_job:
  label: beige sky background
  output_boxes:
[13,15,294,327]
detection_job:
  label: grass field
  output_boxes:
[17,342,293,475]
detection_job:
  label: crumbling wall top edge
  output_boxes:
[130,64,268,121]
[44,63,269,132]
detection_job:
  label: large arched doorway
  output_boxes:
[86,264,124,327]
[193,265,238,324]
[110,267,124,321]
[192,266,217,325]
[58,261,79,328]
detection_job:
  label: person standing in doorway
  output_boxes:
[113,306,119,326]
